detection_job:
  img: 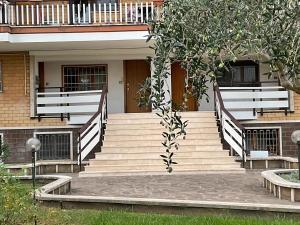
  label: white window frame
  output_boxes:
[244,126,282,156]
[34,131,73,161]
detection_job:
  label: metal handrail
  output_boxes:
[78,86,108,171]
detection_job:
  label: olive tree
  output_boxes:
[139,0,300,172]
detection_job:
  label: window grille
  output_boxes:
[63,65,108,92]
[245,128,281,156]
[35,132,72,160]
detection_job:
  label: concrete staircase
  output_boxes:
[79,112,244,177]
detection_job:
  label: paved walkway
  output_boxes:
[70,171,300,205]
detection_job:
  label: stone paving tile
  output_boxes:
[69,171,300,205]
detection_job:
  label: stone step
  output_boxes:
[101,145,224,153]
[83,162,242,172]
[103,139,221,147]
[107,117,216,125]
[95,150,230,159]
[89,157,235,166]
[104,133,220,141]
[104,127,219,135]
[108,112,215,119]
[105,122,217,130]
[79,168,245,177]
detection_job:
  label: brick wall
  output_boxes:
[258,93,300,121]
[1,128,80,164]
[0,52,65,127]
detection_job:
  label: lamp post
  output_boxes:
[291,130,300,180]
[26,137,41,203]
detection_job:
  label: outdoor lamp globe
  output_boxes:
[291,130,300,144]
[26,137,41,152]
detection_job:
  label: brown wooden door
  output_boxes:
[125,60,151,113]
[171,62,198,111]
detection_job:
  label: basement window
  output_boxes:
[245,127,281,156]
[35,132,73,161]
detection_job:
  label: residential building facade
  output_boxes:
[0,0,298,173]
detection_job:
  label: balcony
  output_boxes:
[0,1,160,33]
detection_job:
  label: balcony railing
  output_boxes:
[219,86,289,120]
[0,2,158,27]
[36,88,102,124]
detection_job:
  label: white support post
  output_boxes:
[140,2,143,23]
[135,3,138,23]
[36,5,39,25]
[146,2,149,21]
[109,3,112,23]
[130,3,133,22]
[31,5,34,25]
[104,3,106,23]
[62,4,65,24]
[11,5,15,25]
[46,4,50,24]
[98,3,101,23]
[51,4,54,24]
[56,4,60,25]
[114,3,117,23]
[83,4,86,23]
[16,5,19,25]
[0,3,2,24]
[4,3,8,24]
[67,4,70,24]
[88,3,91,24]
[93,3,96,24]
[72,4,75,24]
[151,2,154,20]
[125,3,127,23]
[26,5,29,25]
[41,5,44,25]
[77,4,80,24]
[119,3,122,23]
[21,5,24,25]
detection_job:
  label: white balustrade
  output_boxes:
[0,2,157,26]
[220,86,289,120]
[78,88,107,164]
[215,86,245,160]
[36,90,102,116]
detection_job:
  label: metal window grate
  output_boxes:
[245,128,280,156]
[36,132,72,160]
[63,65,107,92]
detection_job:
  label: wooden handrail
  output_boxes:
[214,84,244,130]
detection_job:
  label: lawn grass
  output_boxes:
[34,208,300,225]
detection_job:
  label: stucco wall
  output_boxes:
[44,60,125,114]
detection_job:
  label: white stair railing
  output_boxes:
[214,85,246,166]
[78,87,108,170]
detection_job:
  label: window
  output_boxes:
[245,128,281,156]
[0,133,3,146]
[0,63,2,92]
[35,132,73,161]
[217,60,259,87]
[63,65,108,92]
